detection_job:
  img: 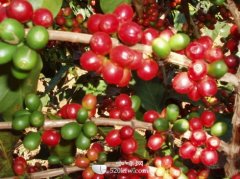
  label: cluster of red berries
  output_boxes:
[134,0,165,29]
[106,126,137,155]
[172,35,230,101]
[194,9,217,30]
[1,0,53,27]
[108,94,135,121]
[179,110,221,167]
[80,4,160,86]
[55,7,84,33]
[13,156,42,176]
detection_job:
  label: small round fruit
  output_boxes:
[172,119,189,134]
[79,51,103,72]
[75,155,90,168]
[120,126,134,139]
[102,61,124,84]
[87,148,99,161]
[137,58,159,81]
[147,133,164,151]
[13,163,26,175]
[87,13,103,34]
[82,121,98,138]
[105,129,122,147]
[76,108,88,124]
[32,8,53,28]
[169,33,190,51]
[200,149,218,166]
[61,122,81,140]
[24,93,41,112]
[6,0,33,23]
[90,32,112,55]
[75,132,91,150]
[152,37,171,59]
[0,18,25,44]
[97,152,107,164]
[113,3,134,23]
[210,121,227,137]
[172,72,194,94]
[41,129,61,147]
[62,155,75,165]
[13,46,38,71]
[12,114,30,131]
[166,104,179,122]
[120,106,135,121]
[29,111,45,127]
[0,41,16,64]
[153,118,170,132]
[48,155,60,165]
[99,14,119,34]
[118,21,142,46]
[188,60,208,81]
[82,93,97,110]
[207,60,228,79]
[200,110,216,127]
[197,76,218,97]
[185,41,205,60]
[26,26,49,50]
[121,138,138,154]
[23,132,41,151]
[144,110,159,123]
[141,28,159,45]
[179,141,197,159]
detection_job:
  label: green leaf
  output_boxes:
[28,0,63,17]
[100,0,131,13]
[133,77,166,112]
[98,126,114,137]
[134,131,150,159]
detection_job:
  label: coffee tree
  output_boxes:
[0,0,240,178]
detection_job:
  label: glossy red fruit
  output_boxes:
[169,166,181,178]
[109,108,121,119]
[58,103,82,119]
[118,21,142,46]
[141,28,159,45]
[147,133,164,150]
[129,50,143,70]
[118,68,132,87]
[200,149,218,166]
[172,72,195,94]
[120,106,135,121]
[87,14,103,34]
[189,117,203,131]
[32,8,53,28]
[82,167,94,179]
[80,51,103,72]
[224,54,239,68]
[158,28,174,42]
[185,41,205,60]
[82,93,97,110]
[41,129,61,147]
[105,129,122,147]
[14,157,27,168]
[204,47,223,63]
[200,110,216,127]
[6,0,33,23]
[191,149,202,164]
[197,76,217,97]
[188,85,201,101]
[13,163,25,175]
[121,138,138,154]
[143,110,159,123]
[99,14,119,34]
[87,148,99,161]
[197,36,213,50]
[187,169,198,179]
[102,61,124,85]
[115,94,132,108]
[206,136,220,150]
[0,6,7,23]
[190,129,207,147]
[113,3,134,23]
[91,142,104,153]
[226,38,238,52]
[137,58,159,81]
[188,60,208,81]
[90,32,112,55]
[231,173,240,179]
[120,126,134,139]
[75,155,90,168]
[179,141,197,159]
[110,45,134,67]
[92,174,105,179]
[161,155,173,169]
